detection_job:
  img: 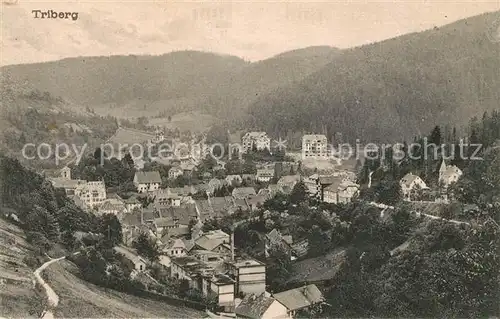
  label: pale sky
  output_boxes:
[1,0,499,65]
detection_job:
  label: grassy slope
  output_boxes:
[46,260,203,318]
[0,218,45,318]
[1,51,249,119]
[0,217,202,318]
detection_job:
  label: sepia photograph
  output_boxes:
[0,0,499,318]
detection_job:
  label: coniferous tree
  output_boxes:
[290,181,308,204]
[429,125,442,146]
[98,214,123,246]
[133,232,159,261]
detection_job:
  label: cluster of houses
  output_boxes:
[46,130,415,318]
[399,159,463,201]
[47,166,107,210]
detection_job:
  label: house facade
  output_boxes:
[277,175,301,193]
[134,171,162,193]
[242,132,271,152]
[124,196,141,213]
[323,181,360,204]
[74,180,107,209]
[272,284,324,317]
[114,246,147,276]
[400,173,429,200]
[256,168,275,183]
[168,167,184,180]
[209,274,236,311]
[439,160,463,188]
[302,134,328,159]
[235,293,290,319]
[303,174,321,198]
[165,238,188,257]
[227,259,266,296]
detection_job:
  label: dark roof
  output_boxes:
[211,273,235,285]
[266,228,281,242]
[121,212,142,226]
[318,175,340,186]
[156,206,197,226]
[291,239,309,258]
[235,293,276,319]
[170,256,214,276]
[154,217,176,228]
[134,171,162,184]
[246,195,266,207]
[124,195,140,204]
[288,249,346,285]
[194,183,209,193]
[142,206,160,222]
[168,225,190,238]
[273,284,324,311]
[169,186,196,196]
[194,199,211,214]
[242,174,256,180]
[282,235,293,245]
[210,196,234,216]
[323,179,344,192]
[232,187,256,199]
[194,230,229,251]
[234,198,250,211]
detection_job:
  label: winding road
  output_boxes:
[34,256,66,319]
[34,253,79,319]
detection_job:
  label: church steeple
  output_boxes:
[439,158,447,183]
[439,158,447,173]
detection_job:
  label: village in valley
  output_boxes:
[1,5,499,318]
[37,123,474,318]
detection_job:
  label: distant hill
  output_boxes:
[1,51,249,117]
[2,12,499,142]
[0,47,340,121]
[245,11,500,142]
[201,45,341,117]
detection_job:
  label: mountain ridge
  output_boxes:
[244,11,500,142]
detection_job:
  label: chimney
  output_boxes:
[230,231,235,261]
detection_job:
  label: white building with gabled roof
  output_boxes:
[400,173,429,200]
[439,159,463,188]
[134,171,162,193]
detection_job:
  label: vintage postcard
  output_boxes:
[1,1,499,318]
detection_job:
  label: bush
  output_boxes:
[23,254,40,268]
[26,231,51,254]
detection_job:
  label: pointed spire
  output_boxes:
[439,158,447,172]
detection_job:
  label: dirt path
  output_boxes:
[369,201,471,225]
[34,256,66,319]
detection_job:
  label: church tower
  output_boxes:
[439,158,447,183]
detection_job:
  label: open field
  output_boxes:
[0,217,45,318]
[106,127,155,145]
[90,97,205,121]
[45,260,204,318]
[148,111,216,133]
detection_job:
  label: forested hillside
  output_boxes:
[245,11,500,142]
[1,51,247,108]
